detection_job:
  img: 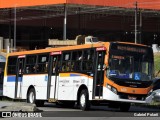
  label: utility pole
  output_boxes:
[134,1,138,44]
[139,10,142,44]
[63,4,67,40]
[9,8,11,49]
[14,6,16,51]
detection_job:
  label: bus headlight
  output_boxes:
[148,89,153,96]
[106,84,111,89]
[106,84,117,94]
[111,87,117,94]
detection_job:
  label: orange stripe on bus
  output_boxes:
[7,42,109,56]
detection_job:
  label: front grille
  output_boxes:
[118,92,147,101]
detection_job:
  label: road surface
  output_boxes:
[0,101,159,119]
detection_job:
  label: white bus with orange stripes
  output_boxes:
[3,42,154,111]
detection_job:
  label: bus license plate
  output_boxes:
[128,96,137,100]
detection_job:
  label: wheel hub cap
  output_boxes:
[29,92,34,103]
[80,94,85,107]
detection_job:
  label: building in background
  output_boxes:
[0,0,160,50]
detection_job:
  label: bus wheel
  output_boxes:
[119,103,130,112]
[27,88,36,104]
[79,89,90,111]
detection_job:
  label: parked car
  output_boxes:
[152,78,160,102]
[153,89,160,102]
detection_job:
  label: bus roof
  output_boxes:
[8,42,109,56]
[117,42,148,47]
[7,41,149,56]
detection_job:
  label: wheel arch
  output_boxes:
[26,85,36,99]
[77,84,89,104]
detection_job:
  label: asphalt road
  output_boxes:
[0,101,160,120]
[38,102,159,112]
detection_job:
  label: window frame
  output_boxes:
[24,55,37,74]
[60,48,95,72]
[36,53,49,74]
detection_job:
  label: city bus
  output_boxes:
[3,42,154,111]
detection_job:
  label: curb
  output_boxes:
[0,102,39,112]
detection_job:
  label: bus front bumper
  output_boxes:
[103,87,153,104]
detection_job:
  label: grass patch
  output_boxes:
[154,53,160,77]
[134,101,160,109]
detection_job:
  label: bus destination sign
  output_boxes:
[117,45,146,53]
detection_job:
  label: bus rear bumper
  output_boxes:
[102,87,153,104]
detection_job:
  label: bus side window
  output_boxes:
[61,52,71,72]
[87,50,94,70]
[72,51,82,71]
[82,50,94,71]
[74,61,81,71]
[70,62,74,71]
[37,54,49,73]
[33,64,39,73]
[26,66,30,73]
[62,62,66,72]
[7,56,17,75]
[44,62,48,72]
[67,62,72,71]
[62,62,70,72]
[52,61,56,73]
[52,56,61,74]
[18,61,23,74]
[25,55,37,74]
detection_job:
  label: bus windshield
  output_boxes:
[107,43,153,81]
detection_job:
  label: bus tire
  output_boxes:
[119,102,130,112]
[27,88,36,104]
[79,89,90,111]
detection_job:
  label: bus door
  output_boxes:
[93,47,106,99]
[47,51,61,101]
[15,55,25,99]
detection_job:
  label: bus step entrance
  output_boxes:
[48,98,57,103]
[93,51,105,99]
[95,84,103,97]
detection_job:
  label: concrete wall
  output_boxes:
[0,37,3,50]
[4,38,10,50]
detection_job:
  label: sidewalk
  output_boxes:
[0,101,38,111]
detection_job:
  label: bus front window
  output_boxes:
[107,55,153,81]
[108,55,133,79]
